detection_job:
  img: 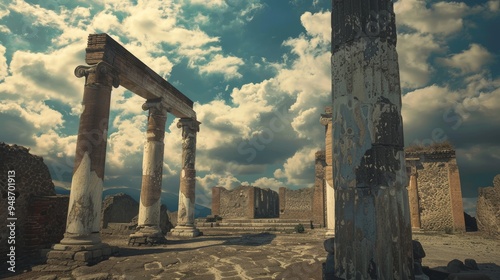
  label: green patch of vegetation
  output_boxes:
[295,223,305,233]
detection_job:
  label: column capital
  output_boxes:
[177,118,201,136]
[320,113,332,126]
[142,98,168,116]
[74,61,120,88]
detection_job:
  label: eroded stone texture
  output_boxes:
[331,1,413,278]
[405,149,466,232]
[320,109,335,236]
[62,62,118,246]
[133,100,167,242]
[0,143,58,271]
[171,119,201,237]
[213,186,279,219]
[476,175,500,236]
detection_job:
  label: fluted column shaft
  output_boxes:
[177,118,199,226]
[61,62,119,245]
[331,0,414,279]
[136,100,167,234]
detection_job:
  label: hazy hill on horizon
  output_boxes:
[55,186,212,219]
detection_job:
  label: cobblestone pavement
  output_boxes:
[4,230,500,279]
[5,230,326,280]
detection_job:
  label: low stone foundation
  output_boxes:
[169,226,201,238]
[44,243,118,270]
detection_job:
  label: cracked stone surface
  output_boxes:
[7,230,500,279]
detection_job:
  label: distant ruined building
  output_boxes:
[405,143,466,232]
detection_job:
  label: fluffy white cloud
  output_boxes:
[274,147,316,187]
[488,0,500,12]
[397,33,443,89]
[300,11,330,42]
[198,54,244,80]
[252,177,286,192]
[189,0,227,9]
[437,44,493,74]
[395,0,470,35]
[0,44,7,81]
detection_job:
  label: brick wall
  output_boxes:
[24,195,69,258]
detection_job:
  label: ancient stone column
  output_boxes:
[129,99,168,244]
[320,109,335,237]
[170,118,201,237]
[331,1,414,279]
[408,167,421,230]
[59,62,119,246]
[46,62,119,266]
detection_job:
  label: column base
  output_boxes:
[128,226,167,246]
[44,242,118,270]
[325,229,335,238]
[169,225,202,238]
[59,232,102,245]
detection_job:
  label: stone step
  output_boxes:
[196,222,320,228]
[196,218,315,223]
[196,226,300,232]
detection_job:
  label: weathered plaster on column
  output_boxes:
[60,62,118,246]
[171,118,201,237]
[331,0,413,278]
[66,152,103,235]
[132,100,167,242]
[408,168,421,229]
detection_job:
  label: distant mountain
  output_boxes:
[54,186,211,218]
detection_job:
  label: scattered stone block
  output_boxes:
[75,272,110,280]
[74,251,92,262]
[448,259,467,273]
[144,261,163,270]
[464,259,479,271]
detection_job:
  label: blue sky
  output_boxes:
[0,0,499,216]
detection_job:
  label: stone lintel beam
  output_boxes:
[85,33,195,119]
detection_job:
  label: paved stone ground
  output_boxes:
[3,230,500,280]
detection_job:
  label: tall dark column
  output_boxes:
[331,1,414,279]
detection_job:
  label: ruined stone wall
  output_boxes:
[279,187,315,220]
[101,193,139,229]
[24,196,68,258]
[0,143,57,270]
[406,150,466,232]
[254,187,279,218]
[476,175,500,236]
[212,186,279,219]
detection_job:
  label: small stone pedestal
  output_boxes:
[169,226,201,238]
[128,226,167,246]
[45,243,118,270]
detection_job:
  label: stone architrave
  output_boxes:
[331,0,414,278]
[320,110,335,237]
[170,118,201,237]
[129,99,168,243]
